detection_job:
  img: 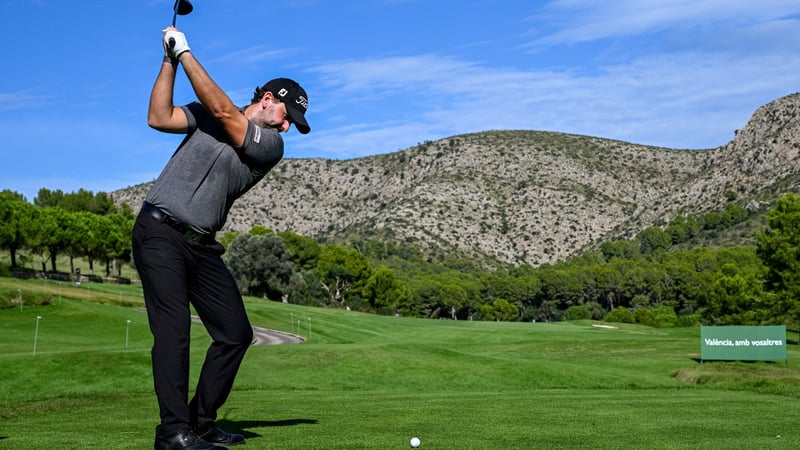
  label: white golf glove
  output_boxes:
[164,29,190,60]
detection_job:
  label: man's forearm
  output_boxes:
[177,51,248,145]
[178,52,238,120]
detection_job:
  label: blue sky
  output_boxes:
[2,0,799,202]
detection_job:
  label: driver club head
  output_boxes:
[171,0,194,26]
[174,0,193,16]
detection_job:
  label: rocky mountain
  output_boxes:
[112,93,800,267]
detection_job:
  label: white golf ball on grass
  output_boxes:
[410,436,421,448]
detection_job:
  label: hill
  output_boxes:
[112,93,800,267]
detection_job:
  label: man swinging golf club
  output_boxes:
[132,16,310,450]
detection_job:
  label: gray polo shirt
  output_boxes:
[145,102,284,234]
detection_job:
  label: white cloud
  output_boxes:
[209,45,297,66]
[530,0,800,45]
[0,91,49,113]
[299,34,800,159]
[288,0,800,159]
[313,55,479,94]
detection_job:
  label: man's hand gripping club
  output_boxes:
[163,27,190,61]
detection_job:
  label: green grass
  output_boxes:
[2,278,800,449]
[1,251,139,281]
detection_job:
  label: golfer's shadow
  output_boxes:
[217,418,318,439]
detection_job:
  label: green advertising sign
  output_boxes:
[700,325,787,363]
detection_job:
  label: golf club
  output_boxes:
[168,0,194,49]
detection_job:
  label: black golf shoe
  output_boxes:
[197,426,246,446]
[155,428,227,450]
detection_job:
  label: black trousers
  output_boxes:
[132,211,253,438]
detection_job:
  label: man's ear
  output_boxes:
[261,91,274,107]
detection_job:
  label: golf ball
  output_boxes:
[410,437,421,448]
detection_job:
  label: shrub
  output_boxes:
[521,306,537,322]
[605,306,634,323]
[564,305,591,321]
[634,305,679,328]
[676,312,701,327]
[651,305,678,328]
[634,307,656,327]
[584,302,607,320]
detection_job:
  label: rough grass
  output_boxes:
[672,362,800,392]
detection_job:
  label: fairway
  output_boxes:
[2,283,800,449]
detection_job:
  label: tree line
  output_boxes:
[222,196,798,328]
[0,189,134,278]
[2,187,800,328]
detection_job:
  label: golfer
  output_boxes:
[132,26,310,450]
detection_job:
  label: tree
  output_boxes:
[34,188,117,215]
[637,227,671,255]
[536,300,561,322]
[0,189,26,203]
[404,274,441,317]
[316,244,372,308]
[285,269,326,306]
[704,263,765,324]
[99,213,133,277]
[279,230,321,271]
[24,207,70,272]
[478,298,518,322]
[0,192,33,268]
[536,267,588,308]
[721,203,749,227]
[226,233,295,300]
[512,271,542,316]
[34,188,65,209]
[438,281,468,319]
[363,265,410,314]
[594,262,627,310]
[659,251,711,315]
[73,212,104,274]
[564,305,591,321]
[483,268,540,320]
[61,210,87,275]
[665,215,699,245]
[620,264,663,306]
[756,193,800,322]
[600,239,639,260]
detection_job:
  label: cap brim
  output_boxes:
[287,105,310,134]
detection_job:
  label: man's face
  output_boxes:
[252,92,291,133]
[263,98,291,133]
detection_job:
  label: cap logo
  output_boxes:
[278,88,288,97]
[296,95,308,111]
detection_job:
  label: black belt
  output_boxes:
[141,202,215,243]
